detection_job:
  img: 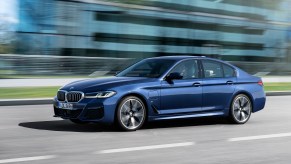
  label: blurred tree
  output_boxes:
[102,0,145,5]
[0,23,14,54]
[0,44,13,54]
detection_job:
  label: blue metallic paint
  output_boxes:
[53,56,266,124]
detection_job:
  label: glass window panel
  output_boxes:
[202,60,223,78]
[169,60,199,79]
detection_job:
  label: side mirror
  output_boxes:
[165,72,183,83]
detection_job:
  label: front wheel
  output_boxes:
[116,96,146,131]
[229,94,252,124]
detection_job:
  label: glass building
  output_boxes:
[16,0,291,63]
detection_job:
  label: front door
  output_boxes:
[160,60,202,114]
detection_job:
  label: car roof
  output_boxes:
[148,56,209,61]
[148,56,236,68]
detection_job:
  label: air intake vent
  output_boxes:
[57,91,66,101]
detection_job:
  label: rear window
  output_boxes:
[202,60,223,78]
[223,64,236,77]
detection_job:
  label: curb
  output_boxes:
[0,92,291,106]
[0,98,53,106]
[266,91,291,96]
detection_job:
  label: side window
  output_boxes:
[202,60,223,78]
[169,60,199,80]
[223,64,236,78]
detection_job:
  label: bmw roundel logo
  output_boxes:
[70,87,74,90]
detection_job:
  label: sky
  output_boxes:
[0,0,18,24]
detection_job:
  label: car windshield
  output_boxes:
[116,59,176,78]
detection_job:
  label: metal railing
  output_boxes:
[1,54,291,78]
[0,54,135,77]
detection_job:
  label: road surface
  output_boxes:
[0,96,290,163]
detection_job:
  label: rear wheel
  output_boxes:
[116,96,146,131]
[69,119,88,124]
[229,94,252,124]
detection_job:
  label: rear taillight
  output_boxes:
[258,80,264,86]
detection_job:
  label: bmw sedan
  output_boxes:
[53,56,266,131]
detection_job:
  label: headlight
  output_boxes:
[85,91,116,98]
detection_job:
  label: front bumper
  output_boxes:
[53,96,118,124]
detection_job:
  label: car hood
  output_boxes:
[60,76,156,92]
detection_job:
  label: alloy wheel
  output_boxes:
[118,97,145,130]
[231,94,252,124]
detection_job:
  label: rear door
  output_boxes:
[201,60,237,112]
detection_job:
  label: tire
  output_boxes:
[116,96,146,131]
[229,94,252,124]
[69,119,88,124]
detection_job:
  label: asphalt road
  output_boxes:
[0,96,291,164]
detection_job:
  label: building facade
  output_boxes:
[16,0,291,62]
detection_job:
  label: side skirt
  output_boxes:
[148,111,225,121]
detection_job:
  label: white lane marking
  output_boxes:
[96,142,194,154]
[228,132,291,142]
[0,155,56,164]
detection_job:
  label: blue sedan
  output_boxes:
[53,56,266,131]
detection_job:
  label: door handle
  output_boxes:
[193,82,201,87]
[226,81,233,85]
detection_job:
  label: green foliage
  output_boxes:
[264,83,291,91]
[0,86,60,99]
